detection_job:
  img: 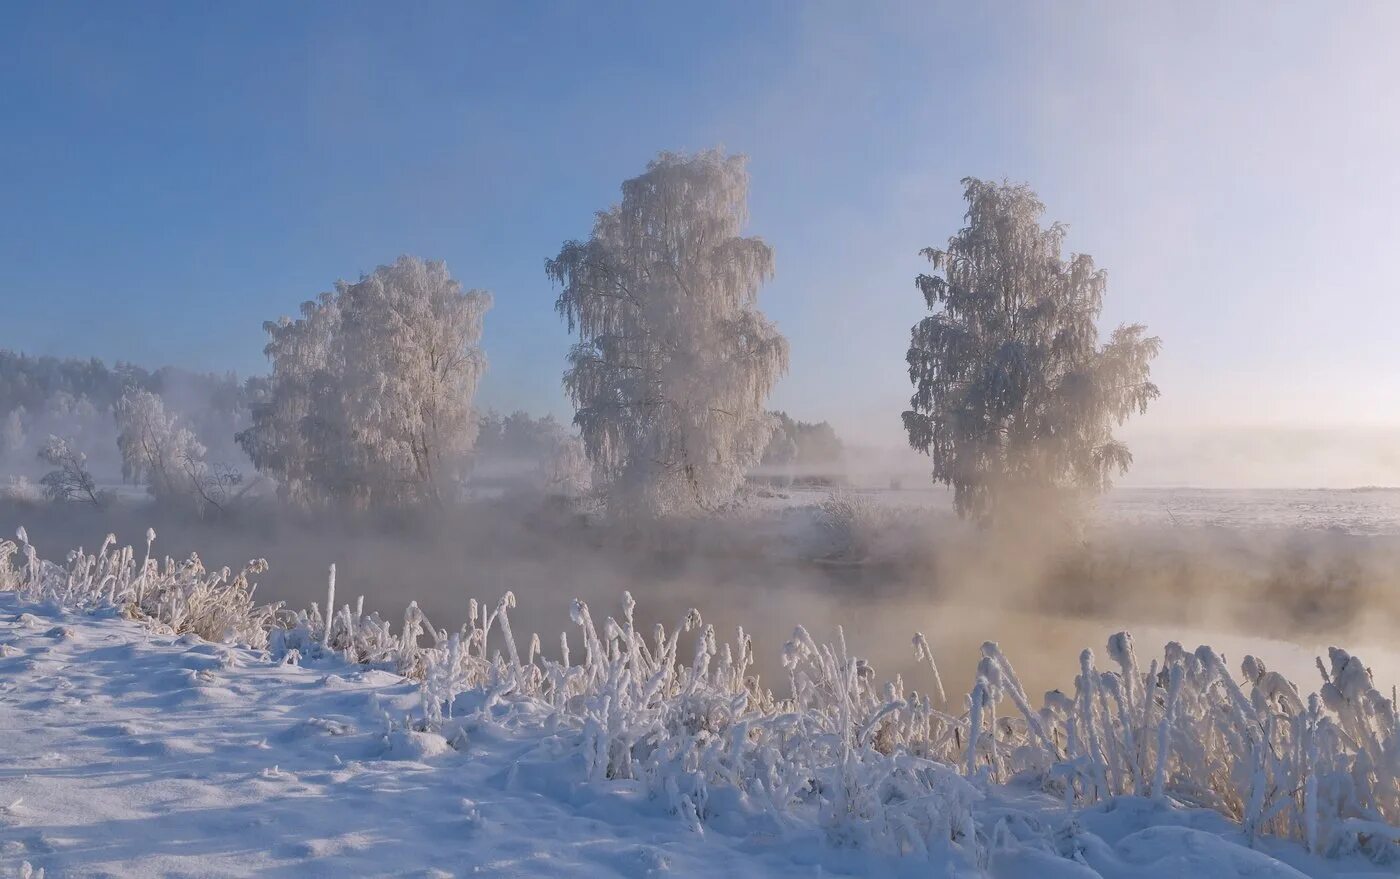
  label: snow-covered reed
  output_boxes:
[0,527,275,647]
[1,527,1396,860]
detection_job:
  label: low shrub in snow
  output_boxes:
[1,527,1396,861]
[814,490,907,561]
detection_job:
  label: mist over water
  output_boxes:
[8,481,1398,701]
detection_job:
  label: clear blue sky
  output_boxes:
[4,2,1400,473]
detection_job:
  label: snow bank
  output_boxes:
[1,527,1396,876]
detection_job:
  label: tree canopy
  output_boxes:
[548,150,788,515]
[238,256,491,509]
[903,178,1161,524]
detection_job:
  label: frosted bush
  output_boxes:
[815,491,902,561]
[1,475,43,504]
[0,527,276,647]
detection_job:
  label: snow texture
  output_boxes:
[2,594,1389,878]
[2,535,1397,876]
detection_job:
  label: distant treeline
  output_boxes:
[0,350,252,482]
[761,411,845,473]
[0,350,246,416]
[0,347,848,512]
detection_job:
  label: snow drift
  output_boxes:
[1,527,1396,873]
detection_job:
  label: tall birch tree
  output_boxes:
[903,178,1161,525]
[239,256,491,509]
[548,150,789,515]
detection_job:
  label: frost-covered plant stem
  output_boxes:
[0,526,1395,859]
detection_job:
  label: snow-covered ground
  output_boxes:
[1,593,1392,879]
[755,484,1400,536]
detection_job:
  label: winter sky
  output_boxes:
[4,2,1400,483]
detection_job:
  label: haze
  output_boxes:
[5,6,1400,873]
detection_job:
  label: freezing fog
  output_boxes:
[3,170,1400,701]
[6,405,1400,700]
[4,159,1400,702]
[7,3,1400,703]
[5,5,1400,874]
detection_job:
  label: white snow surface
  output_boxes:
[1,594,1391,879]
[752,485,1400,535]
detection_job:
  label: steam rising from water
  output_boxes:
[6,485,1398,700]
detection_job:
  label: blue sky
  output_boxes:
[4,2,1400,473]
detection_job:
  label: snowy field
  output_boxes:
[759,484,1400,536]
[1,593,1394,879]
[1,510,1398,879]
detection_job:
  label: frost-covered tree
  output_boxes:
[115,389,226,513]
[0,351,253,488]
[37,435,107,507]
[542,434,591,499]
[476,411,568,469]
[238,256,491,509]
[236,294,343,507]
[470,409,592,498]
[903,178,1161,524]
[548,150,789,515]
[762,412,845,478]
[338,257,491,507]
[1,407,25,461]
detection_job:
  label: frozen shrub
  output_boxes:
[815,491,902,561]
[2,475,43,504]
[1,527,275,647]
